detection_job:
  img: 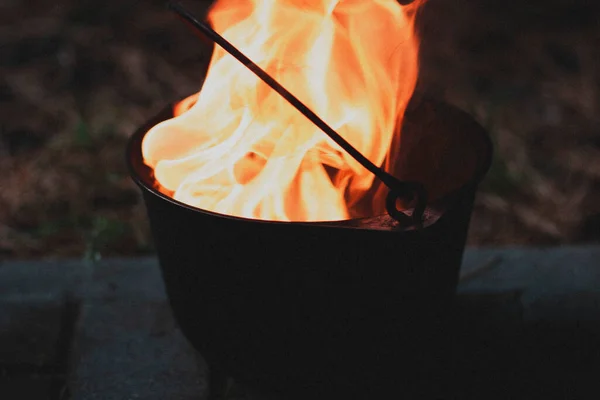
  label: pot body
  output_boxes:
[128,99,492,398]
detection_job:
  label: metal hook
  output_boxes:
[167,1,428,227]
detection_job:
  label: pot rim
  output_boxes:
[126,97,493,230]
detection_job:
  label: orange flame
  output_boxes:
[142,0,420,221]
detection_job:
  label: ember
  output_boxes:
[142,0,421,222]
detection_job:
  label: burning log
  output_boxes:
[127,1,492,398]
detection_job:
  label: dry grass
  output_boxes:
[417,0,600,245]
[1,0,599,259]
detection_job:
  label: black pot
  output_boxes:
[127,98,492,399]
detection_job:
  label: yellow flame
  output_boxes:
[143,0,420,221]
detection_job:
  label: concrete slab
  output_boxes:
[0,296,77,400]
[86,257,166,301]
[460,246,600,322]
[67,258,207,400]
[1,247,599,399]
[68,301,207,400]
[0,260,82,400]
[0,299,65,366]
[0,259,87,302]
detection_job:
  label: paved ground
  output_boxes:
[1,247,599,399]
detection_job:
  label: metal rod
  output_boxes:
[166,1,426,225]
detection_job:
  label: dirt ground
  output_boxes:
[1,0,599,259]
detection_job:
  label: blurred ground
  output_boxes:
[1,0,599,259]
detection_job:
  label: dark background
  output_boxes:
[1,0,599,259]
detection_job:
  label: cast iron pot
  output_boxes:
[127,97,492,399]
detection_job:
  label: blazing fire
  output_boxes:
[142,0,420,221]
